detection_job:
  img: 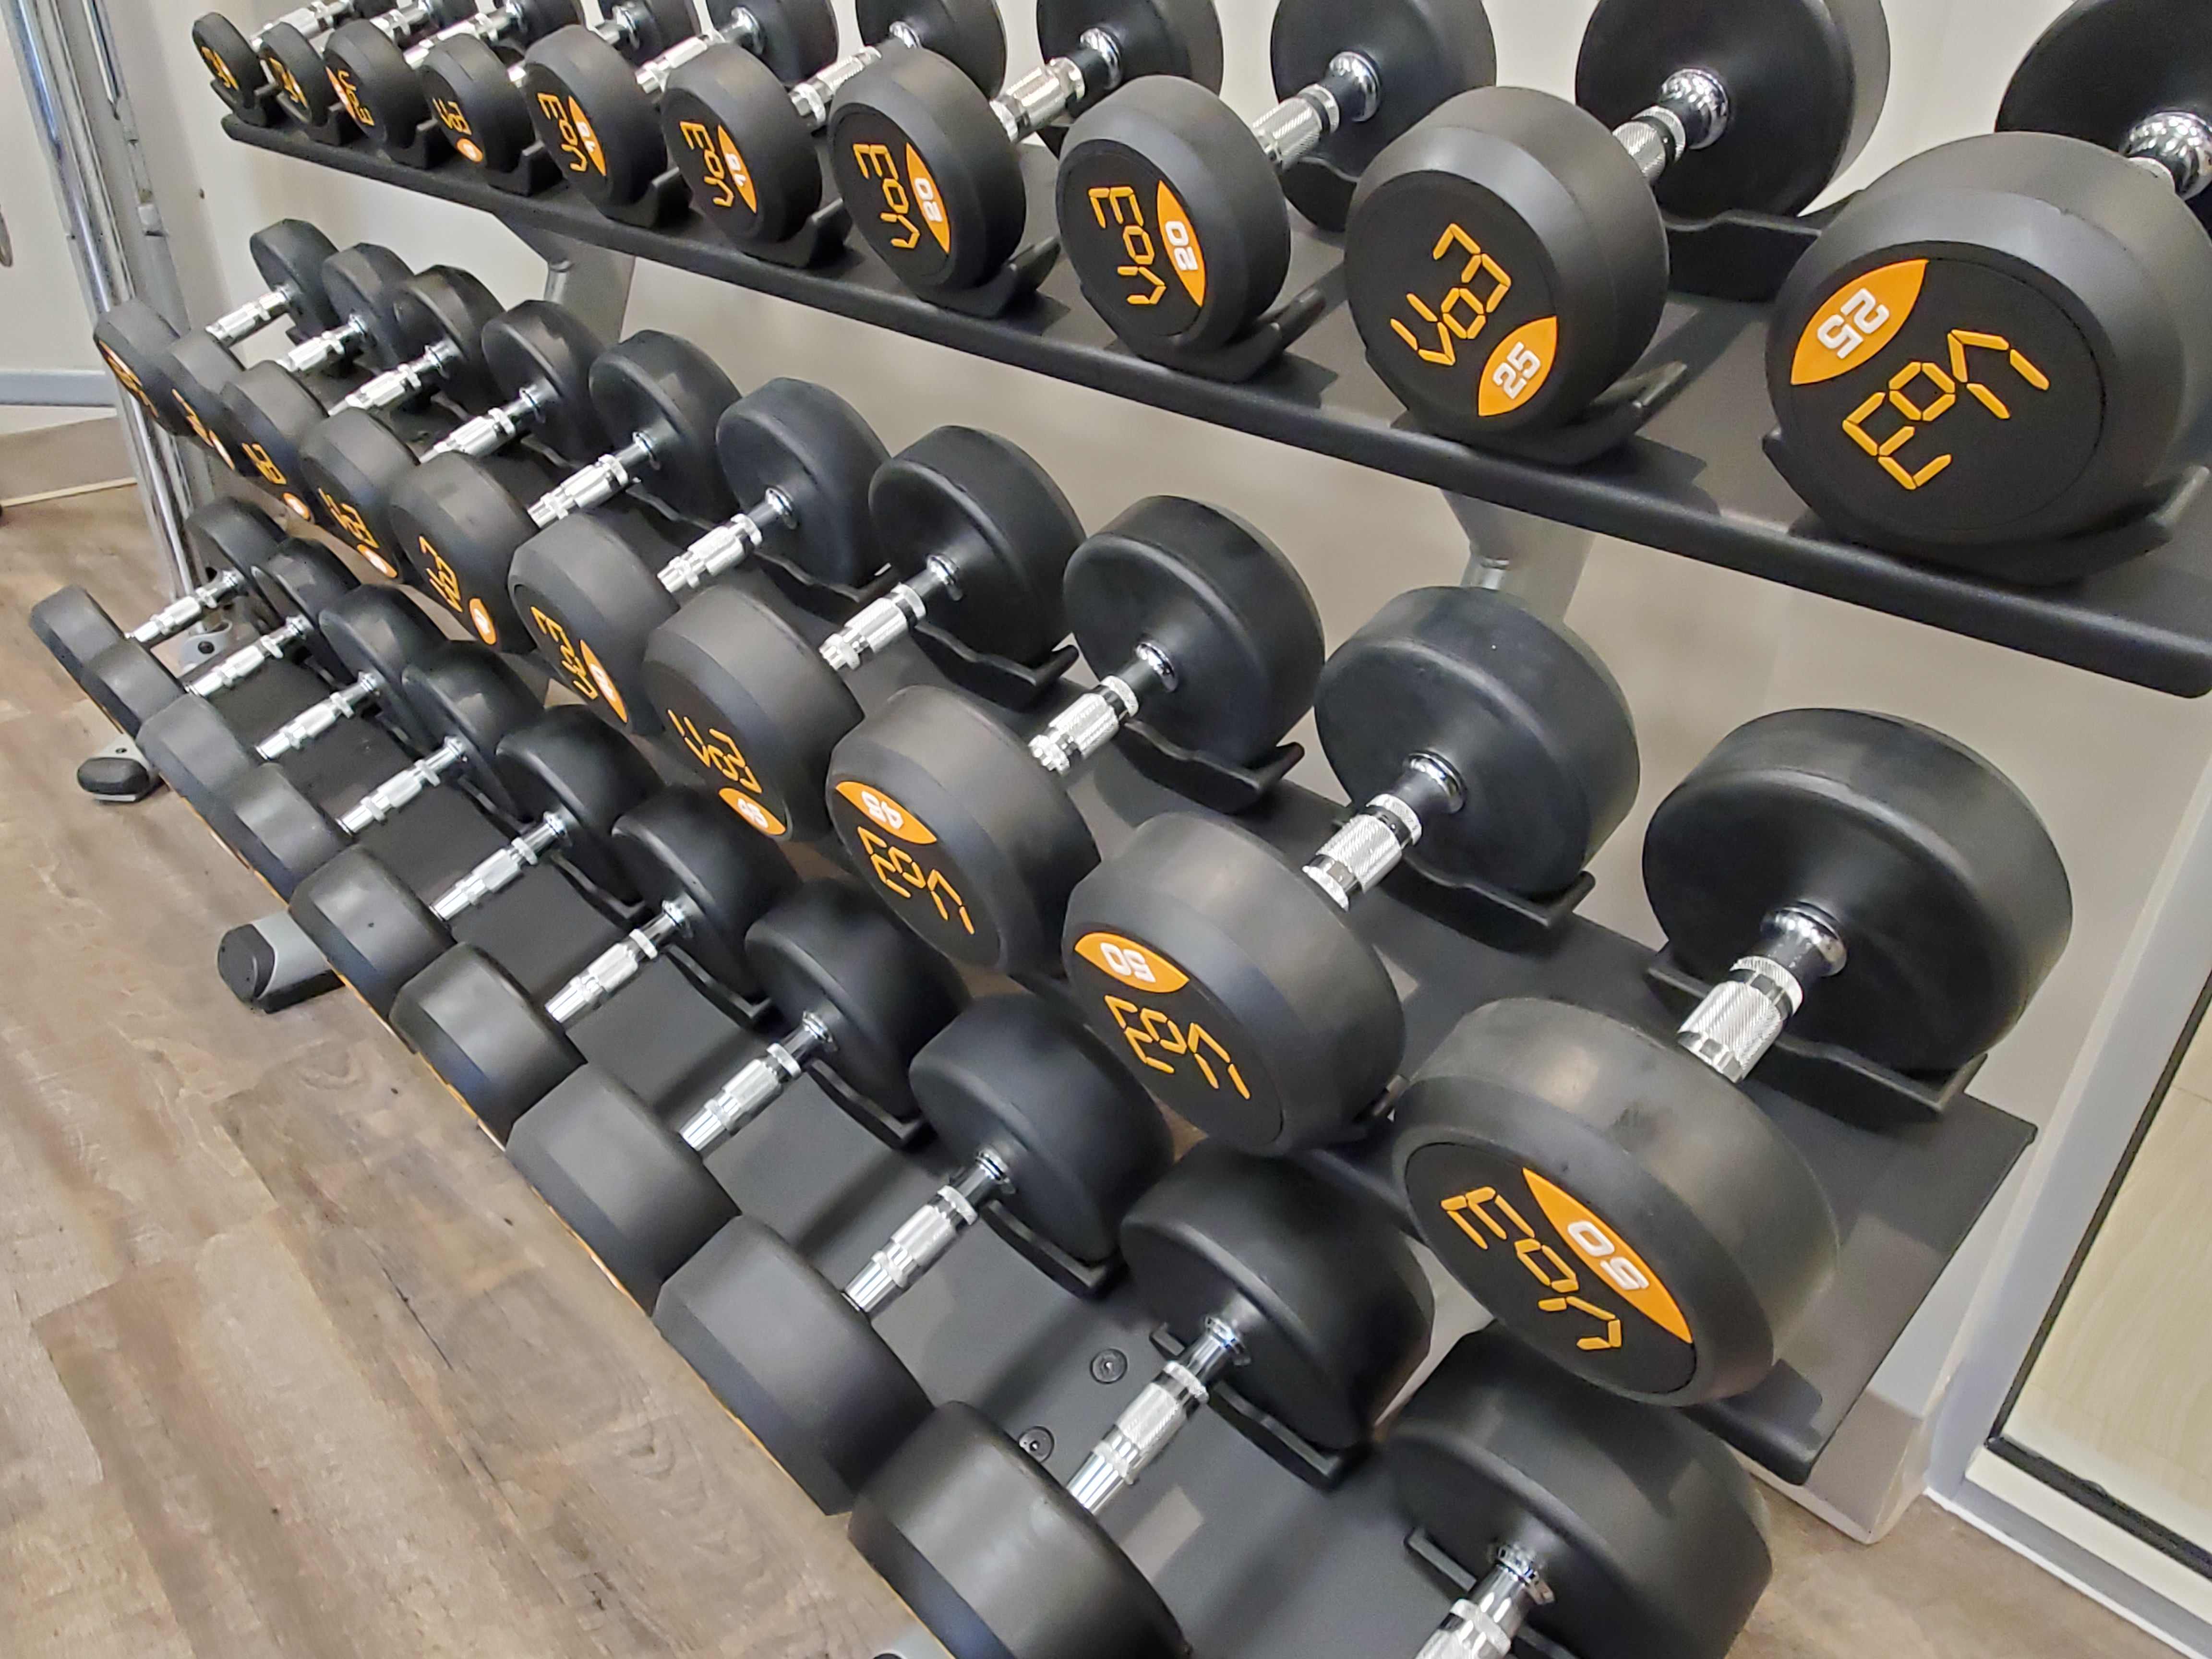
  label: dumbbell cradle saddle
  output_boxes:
[648,994,1173,1512]
[260,0,481,144]
[849,1144,1435,1659]
[390,786,802,1138]
[1391,707,2072,1404]
[1062,585,1639,1156]
[1767,0,2212,570]
[661,0,1007,261]
[502,880,961,1296]
[388,331,740,652]
[289,706,660,1014]
[643,424,1080,838]
[827,0,1223,305]
[825,495,1322,980]
[522,0,838,226]
[1054,0,1496,369]
[324,0,580,168]
[506,377,885,736]
[1346,0,1889,441]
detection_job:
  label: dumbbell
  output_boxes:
[30,498,286,698]
[92,220,339,438]
[849,1144,1435,1659]
[1054,0,1496,360]
[1392,708,2072,1405]
[1381,1332,1771,1659]
[648,995,1171,1511]
[300,300,608,579]
[192,2,393,124]
[1063,587,1638,1156]
[507,379,883,736]
[73,539,360,741]
[828,498,1321,979]
[289,706,660,1014]
[219,267,505,528]
[207,643,544,900]
[1768,0,2212,559]
[417,0,695,192]
[387,331,741,652]
[661,0,1005,255]
[644,426,1079,840]
[504,879,962,1299]
[390,786,801,1138]
[137,586,450,830]
[164,245,415,479]
[255,0,479,143]
[1347,0,1889,440]
[324,0,581,168]
[521,0,837,225]
[827,0,1222,300]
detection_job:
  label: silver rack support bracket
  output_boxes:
[504,221,636,344]
[1447,493,1593,625]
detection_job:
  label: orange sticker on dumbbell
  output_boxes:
[904,144,952,253]
[1522,1171,1690,1345]
[1155,183,1204,306]
[832,781,937,845]
[1790,259,1923,385]
[1479,316,1557,417]
[1071,932,1190,994]
[720,789,786,839]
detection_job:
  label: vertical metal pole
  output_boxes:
[3,0,194,592]
[1446,494,1593,625]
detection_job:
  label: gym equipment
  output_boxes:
[31,498,286,698]
[164,244,415,479]
[827,497,1321,979]
[389,786,800,1137]
[504,879,962,1299]
[218,912,347,1012]
[72,539,359,740]
[193,1,394,125]
[661,0,1006,262]
[1767,0,2212,572]
[387,331,741,652]
[92,220,338,438]
[827,0,1223,306]
[418,0,696,192]
[324,0,580,168]
[1391,708,2071,1404]
[1063,586,1637,1155]
[1347,0,1888,443]
[218,267,505,528]
[1054,0,1495,372]
[257,0,479,143]
[645,425,1079,840]
[522,0,838,226]
[300,300,608,578]
[507,377,884,736]
[848,1145,1434,1659]
[204,643,543,899]
[138,586,449,826]
[649,995,1172,1510]
[1382,1332,1771,1659]
[289,707,660,1014]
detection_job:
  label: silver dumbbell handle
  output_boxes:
[279,312,373,376]
[786,27,914,131]
[1612,67,1731,183]
[2127,110,2212,201]
[543,896,695,1023]
[425,384,549,462]
[527,431,658,528]
[658,487,794,594]
[1028,644,1172,777]
[261,0,356,47]
[256,671,381,759]
[429,808,575,920]
[1412,1547,1554,1659]
[1065,1315,1246,1513]
[842,1149,1011,1317]
[1674,904,1847,1083]
[130,569,248,644]
[337,733,469,834]
[1251,51,1379,170]
[185,614,313,697]
[207,286,301,348]
[634,7,759,98]
[333,337,465,416]
[677,1011,832,1153]
[818,554,959,674]
[990,28,1121,145]
[1302,754,1464,910]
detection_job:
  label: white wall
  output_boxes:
[64,0,2212,1528]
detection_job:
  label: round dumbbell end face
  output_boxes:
[483,301,608,464]
[397,647,542,817]
[391,946,586,1140]
[641,588,862,842]
[1385,1333,1772,1659]
[1575,0,1888,220]
[192,14,265,110]
[289,850,454,1019]
[662,52,826,247]
[258,24,338,127]
[29,588,124,685]
[390,455,538,648]
[226,767,349,900]
[745,881,961,1113]
[299,412,420,575]
[250,543,360,679]
[507,1067,737,1305]
[828,687,1099,978]
[1064,497,1322,762]
[589,333,741,520]
[857,0,1008,93]
[324,21,424,146]
[421,35,533,170]
[319,587,448,751]
[492,708,661,896]
[82,641,183,737]
[1269,0,1500,190]
[509,514,676,733]
[93,301,186,433]
[1645,707,2071,1073]
[722,0,837,84]
[716,379,888,588]
[910,996,1173,1264]
[829,51,1028,292]
[319,246,415,369]
[388,269,503,407]
[1123,1145,1434,1450]
[523,29,663,206]
[220,364,328,525]
[654,1219,931,1511]
[1058,78,1290,352]
[164,333,248,468]
[249,221,343,331]
[1040,0,1225,94]
[849,1405,1185,1659]
[613,787,800,995]
[1394,998,1839,1404]
[1347,88,1669,436]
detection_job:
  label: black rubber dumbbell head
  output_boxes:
[299,411,432,576]
[859,0,1007,90]
[192,12,273,114]
[592,331,743,517]
[219,362,332,521]
[258,21,345,132]
[614,785,804,998]
[391,457,541,649]
[93,301,194,434]
[250,219,346,333]
[419,33,540,172]
[488,300,609,462]
[384,267,505,409]
[1385,1332,1773,1659]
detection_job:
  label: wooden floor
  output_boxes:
[0,480,2174,1659]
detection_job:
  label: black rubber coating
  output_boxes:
[612,784,802,996]
[493,706,661,896]
[288,848,457,1018]
[389,944,586,1139]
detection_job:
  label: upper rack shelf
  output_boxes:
[228,116,2212,698]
